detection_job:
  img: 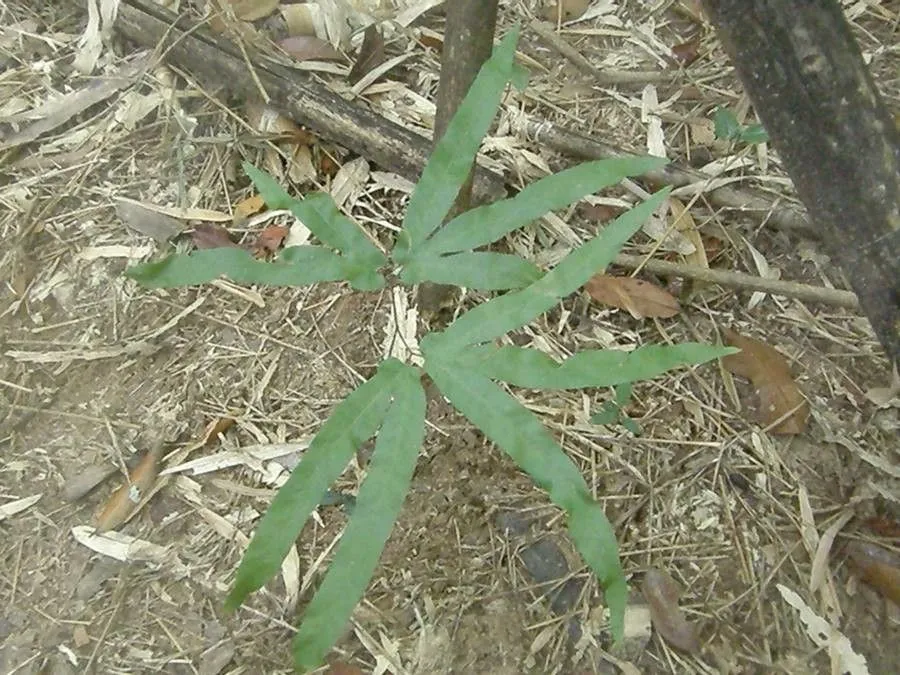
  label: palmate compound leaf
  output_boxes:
[292,363,426,670]
[433,188,671,351]
[422,350,628,640]
[394,26,522,261]
[224,359,409,614]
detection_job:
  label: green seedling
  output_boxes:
[591,383,643,436]
[127,25,733,671]
[713,106,769,145]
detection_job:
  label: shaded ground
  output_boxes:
[2,1,898,674]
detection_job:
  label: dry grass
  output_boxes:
[1,1,898,674]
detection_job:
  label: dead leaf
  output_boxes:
[234,194,266,221]
[669,197,708,298]
[585,274,680,319]
[278,35,343,62]
[543,0,590,22]
[846,541,900,606]
[722,328,810,434]
[191,222,238,250]
[671,38,701,66]
[73,624,91,648]
[199,639,236,675]
[94,443,165,532]
[348,24,386,86]
[115,198,184,244]
[63,463,120,502]
[226,0,279,22]
[246,99,315,144]
[251,225,289,258]
[579,202,622,222]
[642,569,700,653]
[281,2,317,36]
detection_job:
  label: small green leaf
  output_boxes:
[614,382,633,406]
[455,342,731,389]
[713,107,741,141]
[399,26,521,252]
[421,157,666,256]
[292,364,425,670]
[590,403,619,426]
[435,189,670,350]
[225,359,407,612]
[739,123,769,144]
[424,357,627,640]
[125,247,349,288]
[402,252,542,290]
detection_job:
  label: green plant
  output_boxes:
[592,383,642,436]
[713,106,769,144]
[127,26,733,671]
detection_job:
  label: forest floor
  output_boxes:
[1,1,898,674]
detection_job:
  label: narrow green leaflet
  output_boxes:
[402,251,542,290]
[125,247,348,288]
[425,356,627,640]
[225,359,407,611]
[397,27,521,255]
[419,157,667,256]
[245,162,386,269]
[292,364,426,670]
[435,188,670,350]
[455,342,734,389]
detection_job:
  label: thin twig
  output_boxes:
[529,19,710,86]
[613,253,859,309]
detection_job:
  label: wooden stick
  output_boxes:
[612,253,859,309]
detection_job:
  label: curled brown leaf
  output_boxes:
[722,328,809,434]
[846,541,900,606]
[94,443,165,532]
[585,274,680,319]
[642,569,700,653]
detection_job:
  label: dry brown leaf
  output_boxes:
[246,99,315,144]
[252,225,289,258]
[281,2,317,36]
[234,194,266,220]
[543,0,590,22]
[722,328,810,434]
[671,38,701,66]
[278,35,343,62]
[226,0,280,22]
[579,202,622,222]
[348,24,386,86]
[642,569,700,653]
[846,541,900,606]
[191,222,239,250]
[585,274,680,319]
[94,443,165,532]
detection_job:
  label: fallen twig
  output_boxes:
[613,253,859,309]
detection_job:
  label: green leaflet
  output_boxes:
[455,342,734,389]
[423,353,627,640]
[124,246,348,288]
[224,359,407,612]
[434,188,670,350]
[419,157,666,256]
[395,27,521,258]
[292,363,426,670]
[401,251,542,290]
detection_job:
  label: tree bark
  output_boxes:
[702,0,900,366]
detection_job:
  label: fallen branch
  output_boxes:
[101,0,507,201]
[612,253,859,309]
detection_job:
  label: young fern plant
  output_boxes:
[127,26,733,671]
